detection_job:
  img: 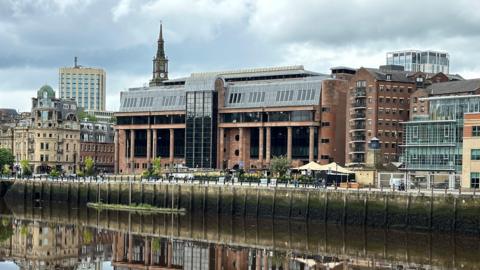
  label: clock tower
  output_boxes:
[149,22,169,86]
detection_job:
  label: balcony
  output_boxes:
[350,135,366,142]
[28,148,34,154]
[350,144,365,153]
[353,89,366,97]
[57,149,63,154]
[351,101,367,108]
[349,122,366,130]
[350,112,366,119]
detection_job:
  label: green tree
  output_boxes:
[151,157,162,177]
[78,108,97,122]
[2,164,11,176]
[20,160,31,177]
[84,156,95,176]
[0,149,14,171]
[270,155,290,178]
[49,168,60,178]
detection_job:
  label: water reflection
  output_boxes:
[0,201,478,269]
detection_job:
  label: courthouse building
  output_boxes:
[114,26,351,173]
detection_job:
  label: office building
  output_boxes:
[386,50,449,74]
[402,79,480,188]
[114,26,350,173]
[59,58,106,111]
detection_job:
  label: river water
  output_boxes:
[0,201,478,270]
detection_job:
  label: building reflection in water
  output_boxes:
[0,213,478,269]
[0,218,112,270]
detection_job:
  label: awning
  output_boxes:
[293,161,323,171]
[294,161,353,174]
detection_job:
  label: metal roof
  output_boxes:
[119,86,185,112]
[426,79,480,95]
[365,68,416,83]
[224,77,326,108]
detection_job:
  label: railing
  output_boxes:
[350,123,366,130]
[350,113,366,119]
[351,101,367,108]
[2,174,478,195]
[350,136,366,141]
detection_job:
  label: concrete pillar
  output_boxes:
[130,130,135,173]
[167,240,172,267]
[144,238,150,265]
[239,127,244,169]
[152,129,157,159]
[266,127,271,164]
[146,129,151,165]
[259,127,264,167]
[169,128,174,165]
[114,129,119,174]
[309,126,315,162]
[128,233,133,262]
[219,128,225,169]
[287,127,292,161]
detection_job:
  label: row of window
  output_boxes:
[227,89,317,104]
[81,144,114,152]
[79,155,113,164]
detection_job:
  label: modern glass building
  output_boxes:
[386,50,449,74]
[402,95,480,173]
[59,58,106,112]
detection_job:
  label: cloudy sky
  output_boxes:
[1,0,480,112]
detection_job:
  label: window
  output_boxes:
[321,122,330,127]
[321,138,330,143]
[471,149,480,160]
[412,126,419,138]
[471,172,480,188]
[444,125,450,137]
[413,97,418,103]
[321,107,330,112]
[473,126,480,136]
[356,80,366,87]
[386,74,392,81]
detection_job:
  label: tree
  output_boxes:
[84,157,95,176]
[270,155,290,178]
[20,160,31,177]
[151,157,162,177]
[49,168,60,178]
[2,164,11,176]
[0,149,14,171]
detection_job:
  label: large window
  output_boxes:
[473,126,480,136]
[471,172,480,188]
[471,149,480,160]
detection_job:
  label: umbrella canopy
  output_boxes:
[318,162,354,174]
[293,161,323,171]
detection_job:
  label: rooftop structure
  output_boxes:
[386,50,449,74]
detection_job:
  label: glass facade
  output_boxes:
[185,91,217,168]
[386,50,449,74]
[403,96,480,173]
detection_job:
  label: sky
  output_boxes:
[1,0,480,112]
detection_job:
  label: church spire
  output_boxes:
[156,21,165,59]
[150,21,169,86]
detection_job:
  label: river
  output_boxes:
[0,199,477,269]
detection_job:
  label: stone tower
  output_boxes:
[149,22,169,86]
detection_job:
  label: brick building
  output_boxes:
[345,66,425,166]
[80,121,114,173]
[115,66,349,173]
